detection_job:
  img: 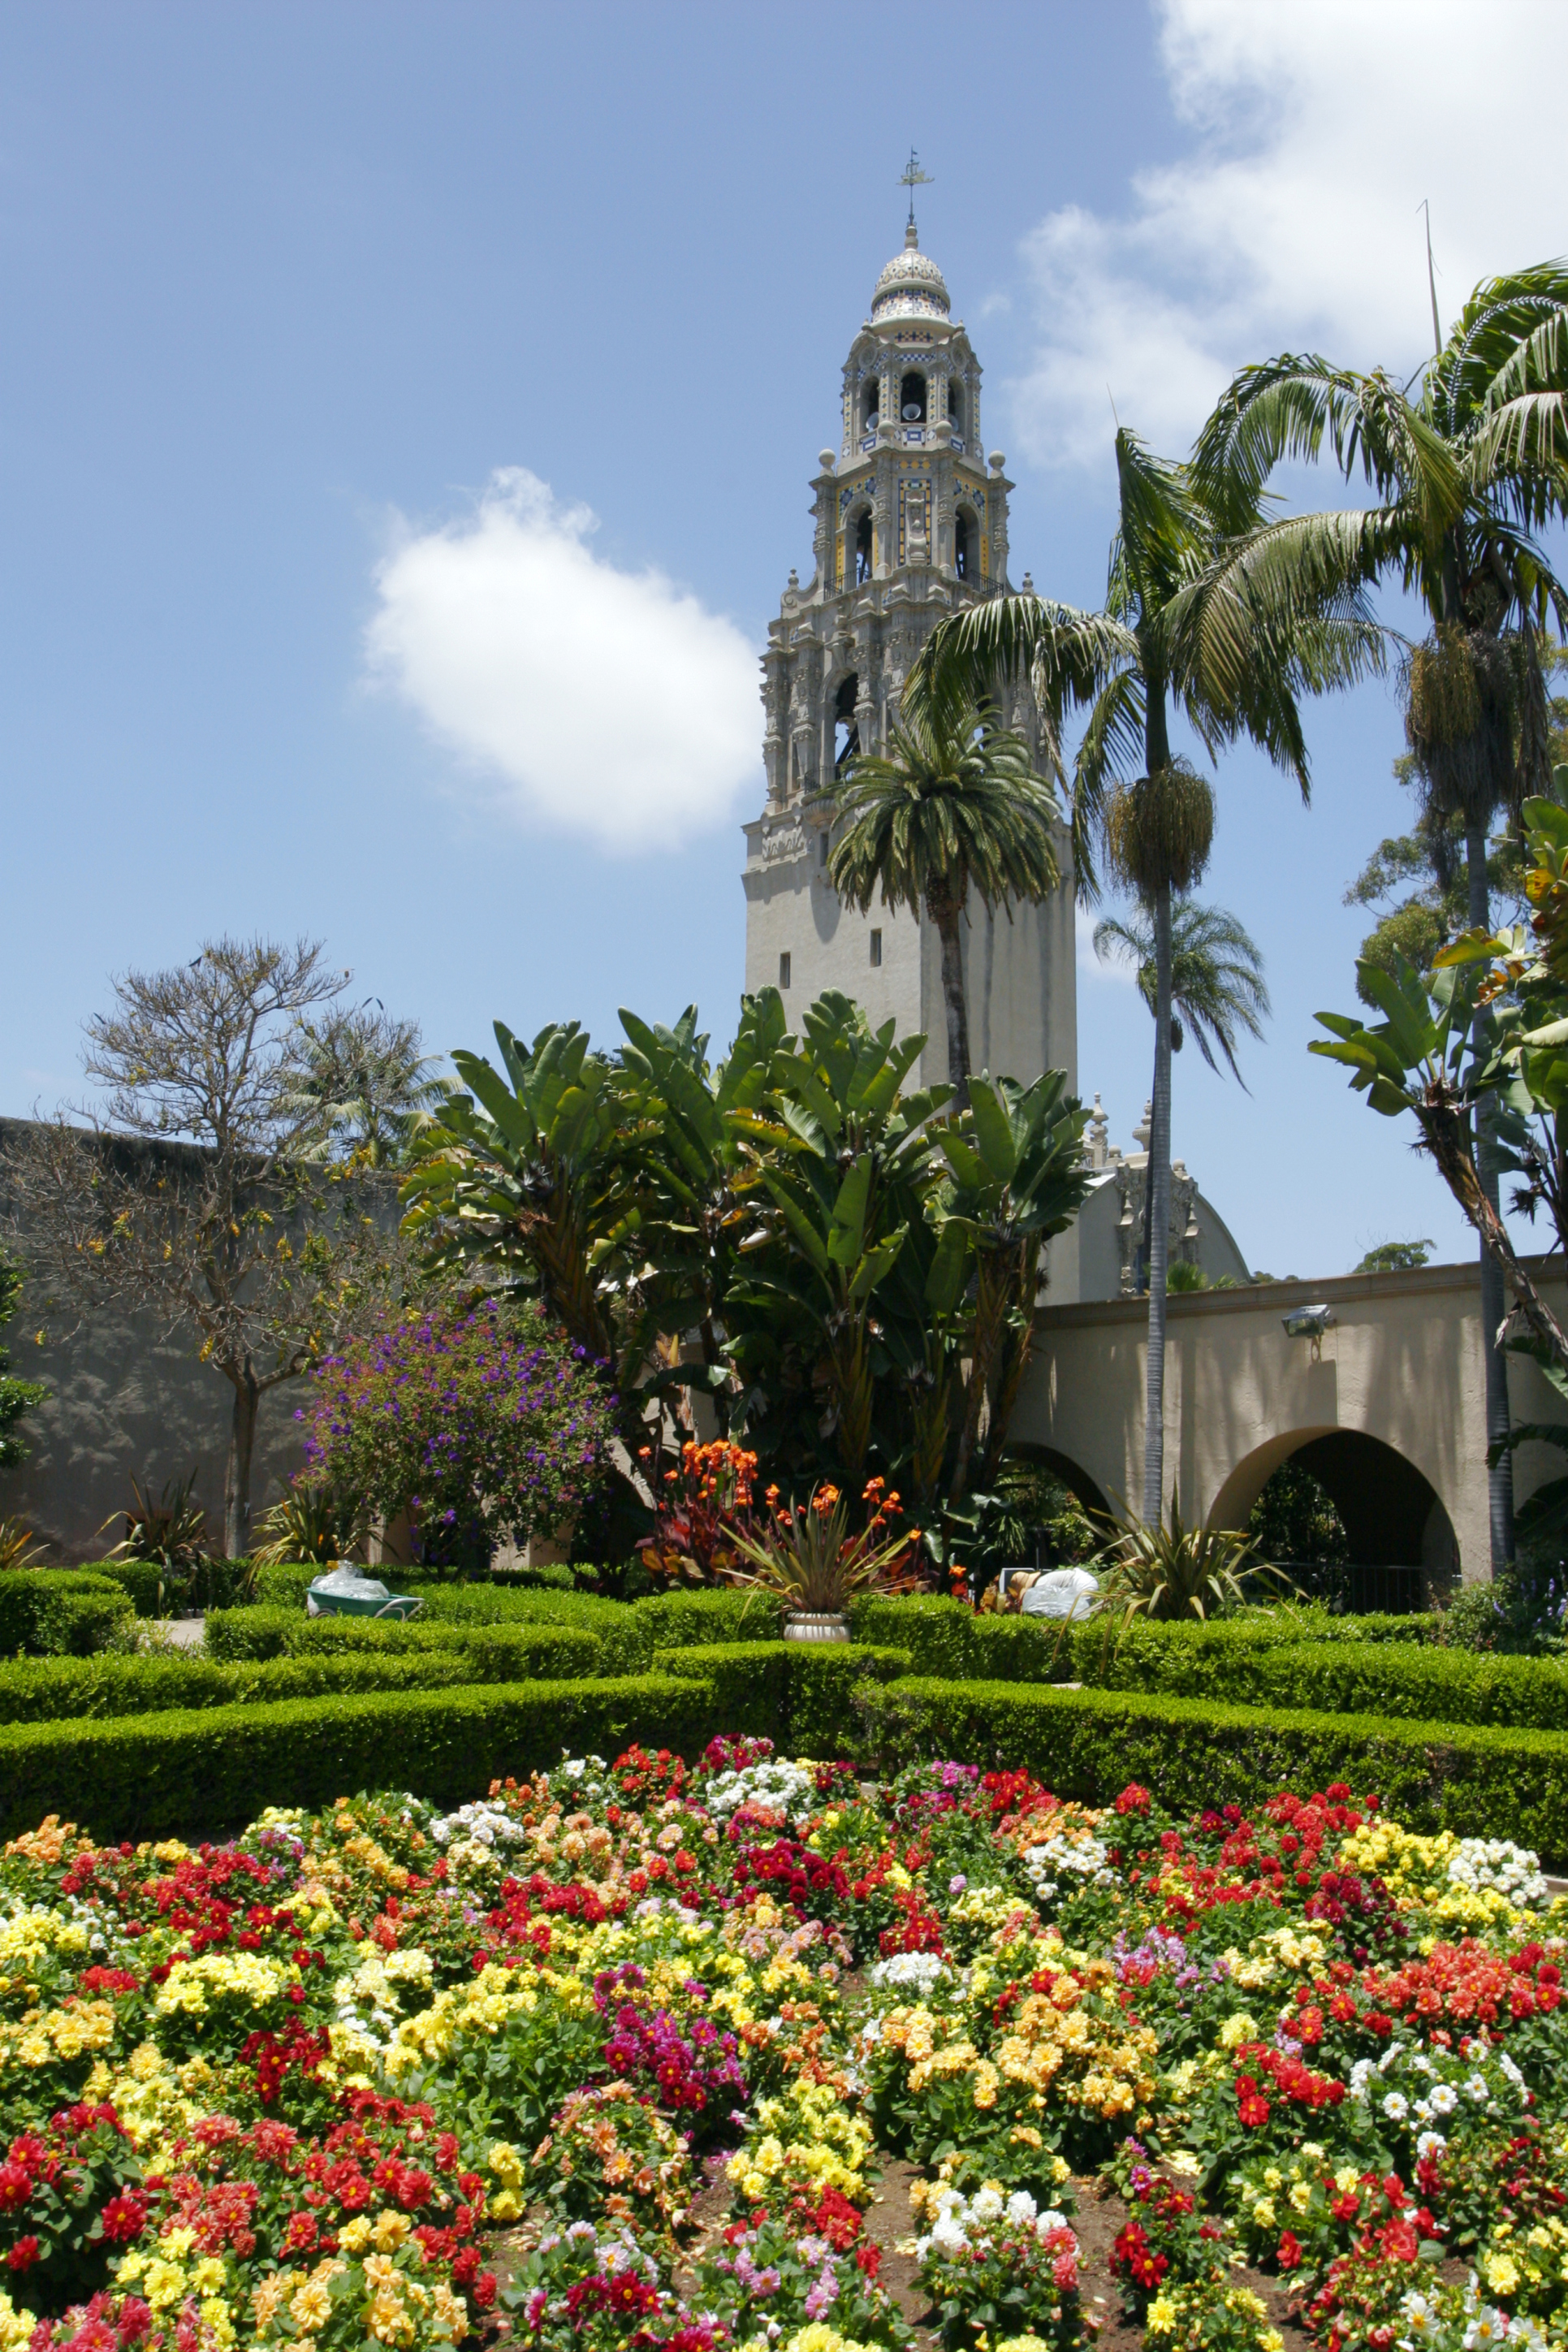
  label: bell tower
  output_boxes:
[740,197,1077,1099]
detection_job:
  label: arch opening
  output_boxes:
[833,672,860,775]
[853,509,874,586]
[900,370,927,423]
[954,507,976,582]
[948,377,965,434]
[1004,1442,1112,1534]
[1211,1429,1459,1611]
[861,378,880,435]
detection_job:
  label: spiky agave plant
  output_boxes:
[724,1479,918,1615]
[0,1516,46,1571]
[253,1480,367,1568]
[1091,1493,1285,1626]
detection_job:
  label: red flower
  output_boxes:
[1277,2230,1303,2271]
[4,2237,38,2272]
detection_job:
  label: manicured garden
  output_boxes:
[0,1729,1565,2352]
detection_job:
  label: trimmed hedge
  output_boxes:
[1078,1632,1568,1729]
[0,1573,134,1657]
[202,1610,604,1679]
[0,1632,607,1723]
[652,1641,909,1758]
[0,1672,719,1842]
[860,1675,1568,1864]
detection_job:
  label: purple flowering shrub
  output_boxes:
[296,1298,615,1568]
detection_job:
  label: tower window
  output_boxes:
[834,672,860,773]
[779,952,791,990]
[861,379,879,434]
[853,511,873,586]
[870,928,883,968]
[955,508,975,581]
[900,370,927,424]
[948,378,965,432]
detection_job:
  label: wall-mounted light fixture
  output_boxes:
[1282,1304,1336,1359]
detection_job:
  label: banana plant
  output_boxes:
[1311,943,1568,1372]
[400,1020,649,1388]
[929,1070,1092,1502]
[614,991,788,1424]
[727,991,951,1485]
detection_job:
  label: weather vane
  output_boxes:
[899,147,932,230]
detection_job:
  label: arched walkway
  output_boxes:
[1007,1442,1112,1522]
[1209,1429,1459,1581]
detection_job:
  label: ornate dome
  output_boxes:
[870,223,950,323]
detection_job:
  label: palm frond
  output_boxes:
[1094,897,1270,1086]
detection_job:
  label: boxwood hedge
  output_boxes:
[651,1641,910,1757]
[860,1675,1568,1863]
[0,1671,719,1841]
[0,1573,134,1658]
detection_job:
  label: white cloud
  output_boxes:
[366,468,761,852]
[1013,0,1568,471]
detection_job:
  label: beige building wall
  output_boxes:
[1010,1257,1568,1585]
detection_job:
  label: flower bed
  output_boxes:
[0,1751,1566,2351]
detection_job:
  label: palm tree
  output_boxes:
[827,698,1061,1107]
[1093,897,1270,1083]
[911,426,1380,1524]
[1095,896,1269,1295]
[1192,262,1568,1572]
[287,1007,447,1167]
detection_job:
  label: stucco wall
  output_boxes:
[1011,1256,1568,1583]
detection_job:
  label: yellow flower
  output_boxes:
[373,2209,410,2253]
[291,2278,333,2330]
[339,2217,373,2255]
[1484,2253,1521,2296]
[1147,2296,1177,2335]
[1219,2012,1259,2050]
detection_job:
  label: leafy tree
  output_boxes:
[1354,1239,1434,1272]
[1247,1457,1349,1567]
[1092,897,1270,1085]
[914,426,1378,1524]
[828,699,1061,1104]
[2,939,408,1556]
[286,1006,447,1167]
[1196,262,1568,1570]
[0,1252,46,1469]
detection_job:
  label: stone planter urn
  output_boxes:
[783,1611,850,1643]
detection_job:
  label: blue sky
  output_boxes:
[1,0,1563,1281]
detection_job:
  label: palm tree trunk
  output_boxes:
[1143,880,1174,1526]
[1466,816,1515,1575]
[929,888,971,1107]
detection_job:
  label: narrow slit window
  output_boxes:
[870,928,883,968]
[779,952,791,990]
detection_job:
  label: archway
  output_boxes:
[954,507,975,581]
[1005,1442,1112,1524]
[1209,1428,1459,1607]
[900,370,927,423]
[833,673,860,775]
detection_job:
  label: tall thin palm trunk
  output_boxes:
[930,888,971,1107]
[1143,880,1174,1524]
[1140,683,1176,1527]
[1466,816,1516,1572]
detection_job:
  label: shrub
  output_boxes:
[0,1672,718,1841]
[652,1640,910,1758]
[1073,1629,1568,1728]
[0,1572,134,1657]
[201,1609,603,1677]
[860,1675,1568,1862]
[0,1645,603,1723]
[297,1298,616,1571]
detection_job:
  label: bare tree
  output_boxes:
[2,938,410,1555]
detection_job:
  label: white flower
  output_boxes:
[1463,2076,1491,2103]
[1006,2191,1039,2228]
[1382,2092,1410,2122]
[1350,2060,1376,2098]
[971,2186,1005,2224]
[1428,2082,1459,2116]
[930,2216,968,2255]
[870,1952,950,1992]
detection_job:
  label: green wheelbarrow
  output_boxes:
[305,1567,424,1620]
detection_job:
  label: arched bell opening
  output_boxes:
[853,508,875,586]
[900,370,928,424]
[954,506,977,582]
[833,672,861,776]
[948,376,965,436]
[861,378,881,437]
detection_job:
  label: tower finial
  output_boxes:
[898,146,932,237]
